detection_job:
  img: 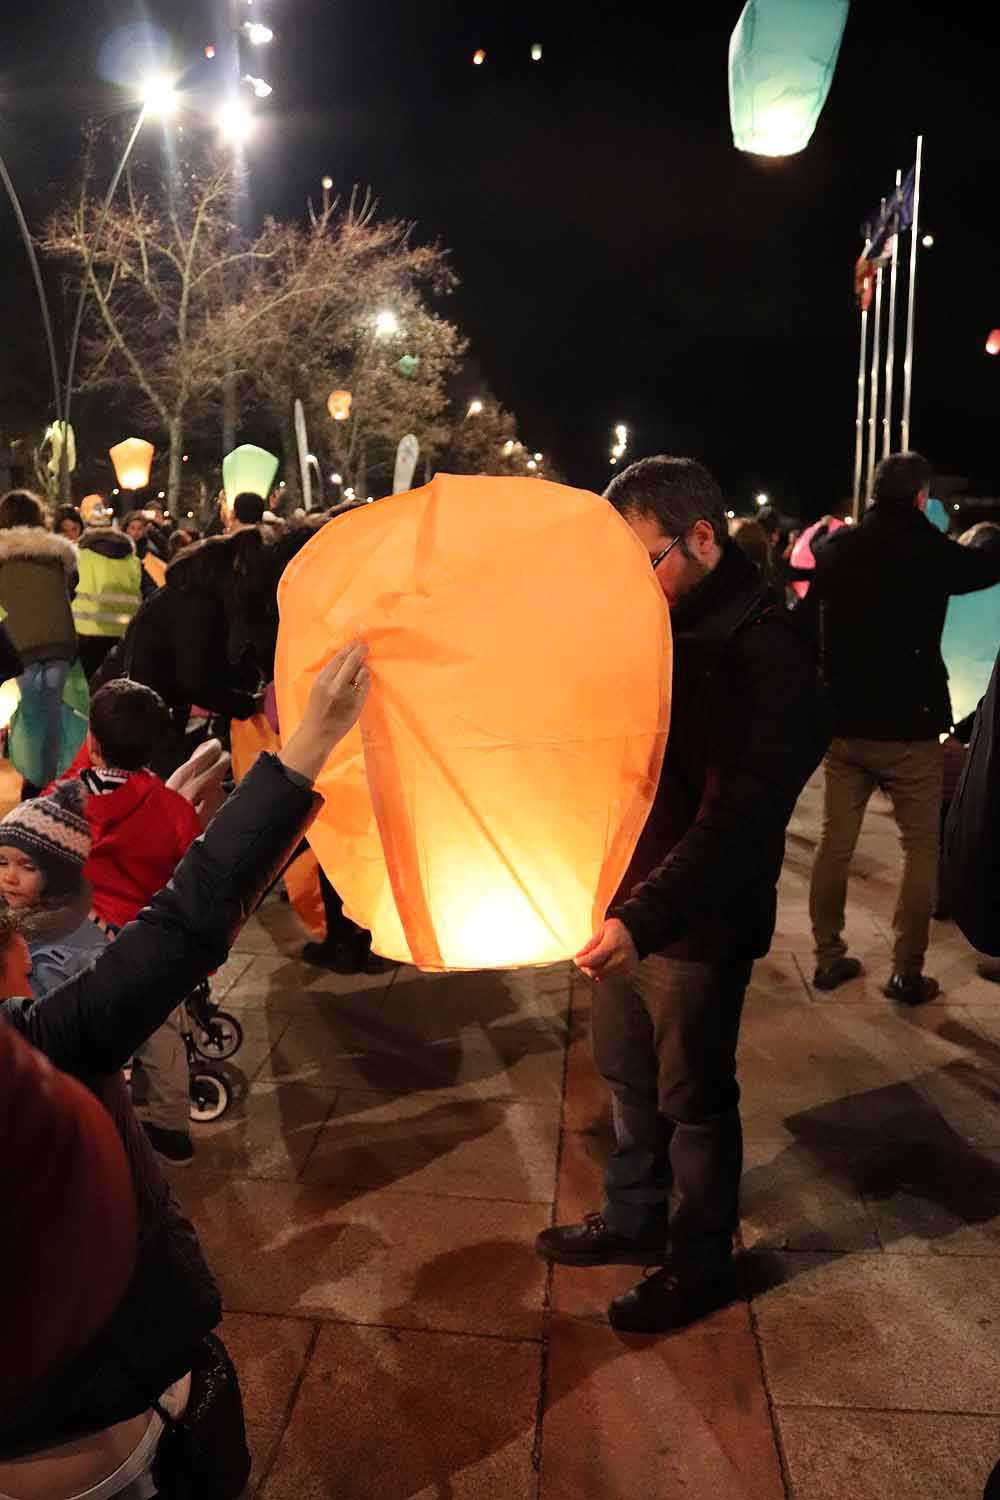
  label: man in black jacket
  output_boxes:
[805,452,1000,1006]
[536,456,831,1333]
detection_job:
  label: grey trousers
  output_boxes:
[591,953,751,1271]
[134,1007,190,1135]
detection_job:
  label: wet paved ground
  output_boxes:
[6,759,1000,1497]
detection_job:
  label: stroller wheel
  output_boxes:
[190,1070,231,1123]
[192,1010,244,1062]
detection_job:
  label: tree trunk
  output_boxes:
[166,414,184,517]
[278,402,302,508]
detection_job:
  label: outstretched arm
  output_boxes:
[8,643,370,1078]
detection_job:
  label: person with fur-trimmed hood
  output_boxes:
[0,489,77,794]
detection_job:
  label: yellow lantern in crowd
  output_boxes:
[109,438,155,491]
[327,389,353,422]
[276,473,671,971]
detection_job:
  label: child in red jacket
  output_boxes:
[62,679,204,1165]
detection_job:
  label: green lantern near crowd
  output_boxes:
[222,444,280,507]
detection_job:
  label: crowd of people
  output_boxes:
[2,452,1000,1498]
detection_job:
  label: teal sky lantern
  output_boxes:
[728,0,849,158]
[222,444,279,506]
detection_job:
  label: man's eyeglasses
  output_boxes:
[649,536,682,571]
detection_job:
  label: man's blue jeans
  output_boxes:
[590,953,751,1271]
[19,658,71,789]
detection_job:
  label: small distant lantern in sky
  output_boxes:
[327,389,353,421]
[109,438,155,491]
[222,443,279,506]
[275,473,670,971]
[473,48,486,65]
[728,0,849,157]
[531,42,543,61]
[204,43,216,59]
[986,330,1000,356]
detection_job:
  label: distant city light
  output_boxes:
[182,454,189,462]
[534,452,543,462]
[157,491,165,499]
[467,398,484,416]
[726,509,735,519]
[343,487,355,500]
[375,309,399,337]
[244,21,273,44]
[609,456,617,465]
[330,472,342,485]
[502,439,515,455]
[922,234,934,248]
[526,459,538,471]
[756,492,768,506]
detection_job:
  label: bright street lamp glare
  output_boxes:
[614,423,627,444]
[217,99,253,143]
[467,398,484,416]
[244,22,273,44]
[330,473,342,485]
[142,76,177,118]
[756,492,768,506]
[534,452,543,462]
[375,309,399,337]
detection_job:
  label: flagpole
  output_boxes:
[901,133,924,450]
[881,168,902,458]
[853,248,871,521]
[866,258,885,501]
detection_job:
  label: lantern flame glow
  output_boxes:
[109,438,155,491]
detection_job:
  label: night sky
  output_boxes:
[3,2,1000,515]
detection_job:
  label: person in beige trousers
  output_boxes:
[804,453,1000,1006]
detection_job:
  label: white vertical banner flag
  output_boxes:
[393,433,420,495]
[294,399,312,509]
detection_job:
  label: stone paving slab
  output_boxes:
[776,1409,1000,1500]
[259,1323,540,1500]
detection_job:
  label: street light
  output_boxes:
[375,309,399,337]
[756,492,768,506]
[330,472,342,486]
[217,98,253,144]
[467,398,484,417]
[321,174,334,191]
[142,75,178,118]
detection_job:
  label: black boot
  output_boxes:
[535,1212,667,1268]
[608,1258,741,1333]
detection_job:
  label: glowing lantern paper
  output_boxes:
[109,438,155,491]
[276,473,671,971]
[473,48,486,65]
[327,389,353,422]
[943,583,1000,724]
[46,421,76,477]
[925,497,949,534]
[986,330,1000,356]
[222,444,279,506]
[728,0,849,158]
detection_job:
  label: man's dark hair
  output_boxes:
[233,492,266,525]
[872,452,932,510]
[0,490,47,530]
[89,679,171,771]
[604,456,728,546]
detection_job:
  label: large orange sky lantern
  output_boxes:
[276,473,671,971]
[109,438,155,491]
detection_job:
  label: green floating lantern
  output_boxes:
[222,444,280,506]
[397,354,420,379]
[728,0,849,158]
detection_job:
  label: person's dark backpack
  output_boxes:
[943,650,1000,954]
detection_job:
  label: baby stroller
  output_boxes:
[183,980,244,1123]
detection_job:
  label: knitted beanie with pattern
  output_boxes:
[0,781,91,898]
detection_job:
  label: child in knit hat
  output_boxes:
[0,780,106,999]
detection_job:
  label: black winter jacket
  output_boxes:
[0,753,317,1452]
[610,544,831,962]
[93,581,258,721]
[805,504,1000,740]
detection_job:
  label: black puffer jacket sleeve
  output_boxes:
[172,593,258,720]
[3,754,317,1078]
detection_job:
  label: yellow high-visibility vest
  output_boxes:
[72,548,143,638]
